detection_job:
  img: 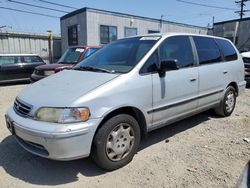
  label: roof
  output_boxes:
[0,31,61,40]
[60,7,207,30]
[122,32,231,42]
[214,17,250,25]
[0,54,39,56]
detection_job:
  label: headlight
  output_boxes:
[44,70,55,76]
[35,107,90,123]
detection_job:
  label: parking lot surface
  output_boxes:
[0,84,249,188]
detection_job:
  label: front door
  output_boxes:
[150,36,199,128]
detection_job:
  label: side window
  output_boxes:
[23,56,41,63]
[159,36,194,68]
[0,56,19,65]
[140,50,159,74]
[193,36,222,65]
[215,39,238,61]
[84,48,99,59]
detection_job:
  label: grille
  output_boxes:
[14,98,32,117]
[35,69,44,75]
[245,63,250,71]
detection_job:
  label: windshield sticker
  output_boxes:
[140,36,160,41]
[75,48,85,52]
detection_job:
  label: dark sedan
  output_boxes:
[0,54,45,84]
[30,46,100,82]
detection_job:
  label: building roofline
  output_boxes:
[0,31,61,39]
[214,17,250,25]
[60,7,208,30]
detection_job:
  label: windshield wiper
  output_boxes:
[75,66,115,74]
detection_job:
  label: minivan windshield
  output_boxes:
[74,36,160,73]
[58,47,85,64]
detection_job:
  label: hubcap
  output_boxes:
[106,123,135,162]
[225,91,235,112]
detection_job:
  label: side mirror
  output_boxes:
[159,59,179,77]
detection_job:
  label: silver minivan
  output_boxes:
[5,33,246,170]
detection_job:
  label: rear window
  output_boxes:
[193,36,222,65]
[215,39,238,61]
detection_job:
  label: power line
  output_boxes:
[34,0,77,10]
[235,0,250,19]
[176,0,238,11]
[7,0,69,13]
[0,6,59,18]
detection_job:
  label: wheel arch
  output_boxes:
[227,82,238,96]
[92,106,147,146]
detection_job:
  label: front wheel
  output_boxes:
[91,114,141,170]
[214,86,236,117]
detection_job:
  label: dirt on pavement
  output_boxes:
[0,84,249,188]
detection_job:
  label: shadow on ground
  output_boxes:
[0,111,215,185]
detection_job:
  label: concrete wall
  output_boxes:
[0,32,61,63]
[61,8,208,52]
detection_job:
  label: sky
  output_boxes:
[0,0,249,35]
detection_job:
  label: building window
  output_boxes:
[100,25,117,44]
[148,30,160,34]
[68,25,78,46]
[124,27,137,37]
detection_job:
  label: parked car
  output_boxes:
[5,33,246,170]
[0,54,45,84]
[30,46,100,82]
[241,51,250,84]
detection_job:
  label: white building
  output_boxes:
[60,7,208,52]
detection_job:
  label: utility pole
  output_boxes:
[235,0,250,19]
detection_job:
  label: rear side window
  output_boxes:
[215,39,238,61]
[193,36,222,65]
[0,56,21,65]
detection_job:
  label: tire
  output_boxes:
[91,114,141,171]
[214,86,236,117]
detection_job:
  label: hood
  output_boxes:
[35,63,74,71]
[18,70,119,108]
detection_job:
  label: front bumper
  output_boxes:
[5,107,101,160]
[30,73,46,82]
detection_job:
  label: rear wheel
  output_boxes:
[214,86,236,117]
[91,114,141,170]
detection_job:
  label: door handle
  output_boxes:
[223,70,228,74]
[189,77,197,82]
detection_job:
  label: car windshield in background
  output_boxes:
[58,47,85,64]
[74,36,160,73]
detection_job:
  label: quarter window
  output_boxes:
[100,25,117,44]
[159,36,194,68]
[193,36,222,65]
[215,39,238,61]
[140,51,159,74]
[68,25,78,46]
